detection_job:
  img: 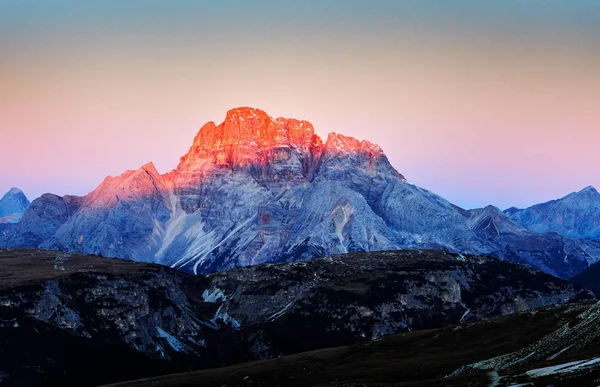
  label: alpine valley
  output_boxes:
[1,107,600,279]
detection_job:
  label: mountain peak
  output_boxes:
[181,109,396,174]
[560,185,600,203]
[579,186,599,195]
[508,184,600,241]
[7,187,24,195]
[325,132,383,156]
[140,161,160,176]
[482,204,502,213]
[0,187,30,223]
[225,106,270,121]
[1,187,27,202]
[181,108,323,170]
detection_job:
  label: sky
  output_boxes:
[1,0,599,209]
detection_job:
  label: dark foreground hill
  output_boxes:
[572,260,600,297]
[0,249,592,386]
[104,301,600,387]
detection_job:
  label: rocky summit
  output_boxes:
[1,108,600,278]
[507,186,600,241]
[0,188,30,224]
[0,249,592,386]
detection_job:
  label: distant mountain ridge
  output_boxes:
[0,187,30,223]
[506,186,600,241]
[1,107,599,278]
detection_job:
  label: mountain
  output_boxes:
[0,188,30,223]
[0,249,592,386]
[461,204,600,278]
[507,186,600,241]
[1,107,599,278]
[0,193,83,247]
[103,302,600,387]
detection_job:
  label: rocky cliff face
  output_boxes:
[1,108,599,278]
[0,188,30,224]
[205,249,592,353]
[45,163,172,261]
[1,193,82,247]
[461,205,600,278]
[507,186,600,241]
[0,249,592,386]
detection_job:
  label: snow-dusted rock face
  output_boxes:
[0,188,30,224]
[507,186,600,241]
[1,107,600,277]
[43,162,172,261]
[152,108,494,274]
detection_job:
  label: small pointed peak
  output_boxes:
[469,205,503,218]
[191,121,217,148]
[326,132,361,149]
[200,121,217,131]
[2,187,26,199]
[580,185,598,194]
[325,132,384,156]
[0,187,30,219]
[2,187,27,201]
[483,204,501,212]
[140,161,158,173]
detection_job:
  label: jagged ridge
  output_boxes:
[1,108,599,278]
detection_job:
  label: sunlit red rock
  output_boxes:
[171,107,392,188]
[179,107,323,170]
[2,107,598,279]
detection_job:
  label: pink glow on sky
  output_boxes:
[1,2,599,209]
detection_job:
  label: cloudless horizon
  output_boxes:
[2,1,599,209]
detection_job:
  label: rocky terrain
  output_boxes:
[507,186,600,241]
[0,248,592,386]
[448,299,600,386]
[461,204,600,278]
[0,188,30,224]
[104,301,600,387]
[2,108,600,279]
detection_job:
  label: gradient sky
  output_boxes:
[1,0,599,209]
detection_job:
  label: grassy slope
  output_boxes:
[104,303,592,387]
